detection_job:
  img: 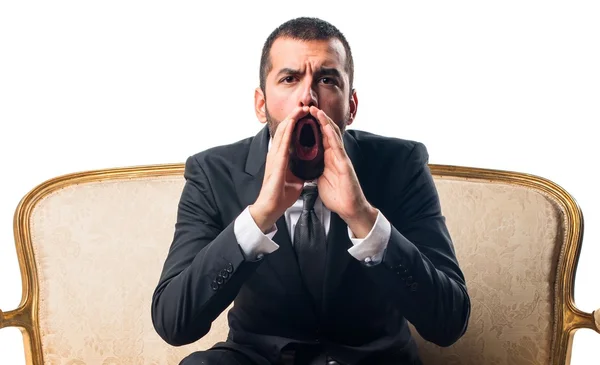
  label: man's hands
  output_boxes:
[249,106,308,233]
[249,105,377,238]
[309,106,378,239]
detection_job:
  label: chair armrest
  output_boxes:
[1,308,10,328]
[0,308,24,329]
[0,308,7,328]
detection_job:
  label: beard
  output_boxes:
[265,106,351,180]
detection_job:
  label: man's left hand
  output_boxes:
[309,106,378,238]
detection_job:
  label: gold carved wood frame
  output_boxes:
[0,163,598,365]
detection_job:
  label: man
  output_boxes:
[151,17,470,365]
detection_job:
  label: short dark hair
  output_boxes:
[259,17,354,93]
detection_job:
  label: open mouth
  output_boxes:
[294,116,320,161]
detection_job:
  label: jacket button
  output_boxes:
[216,276,224,284]
[220,269,229,279]
[410,282,418,291]
[210,281,219,291]
[226,263,234,273]
[405,276,413,285]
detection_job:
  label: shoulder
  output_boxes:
[346,130,435,212]
[186,135,254,172]
[346,129,429,165]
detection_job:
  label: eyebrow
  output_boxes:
[275,68,302,79]
[315,67,342,80]
[275,67,343,80]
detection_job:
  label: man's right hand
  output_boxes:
[249,106,309,233]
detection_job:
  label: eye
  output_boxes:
[319,77,337,85]
[280,76,296,84]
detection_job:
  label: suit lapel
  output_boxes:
[322,131,364,312]
[267,217,306,294]
[238,126,267,223]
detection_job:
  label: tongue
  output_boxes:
[298,145,316,160]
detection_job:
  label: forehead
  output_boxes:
[268,37,347,72]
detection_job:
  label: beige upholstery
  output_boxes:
[31,177,212,364]
[412,179,561,364]
[0,164,597,365]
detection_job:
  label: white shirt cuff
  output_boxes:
[234,206,279,261]
[347,209,391,265]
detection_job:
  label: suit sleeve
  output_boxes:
[362,142,471,347]
[151,155,263,346]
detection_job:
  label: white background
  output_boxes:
[1,1,598,364]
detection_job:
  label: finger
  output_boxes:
[309,107,344,153]
[268,116,295,180]
[275,106,308,152]
[323,122,347,162]
[279,114,296,159]
[290,105,310,121]
[272,118,289,153]
[309,106,327,129]
[309,106,342,136]
[308,106,333,149]
[267,108,306,184]
[309,108,343,151]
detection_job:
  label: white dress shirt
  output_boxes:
[233,139,391,265]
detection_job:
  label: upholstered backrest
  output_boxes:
[23,174,212,364]
[2,164,595,365]
[412,177,563,364]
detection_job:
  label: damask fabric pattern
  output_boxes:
[411,179,563,365]
[28,176,564,365]
[31,178,217,365]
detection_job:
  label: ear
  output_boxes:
[255,87,267,123]
[347,88,358,126]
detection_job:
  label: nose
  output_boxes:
[298,80,318,108]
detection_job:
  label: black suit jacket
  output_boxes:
[151,126,470,365]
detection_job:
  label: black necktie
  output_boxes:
[293,185,327,308]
